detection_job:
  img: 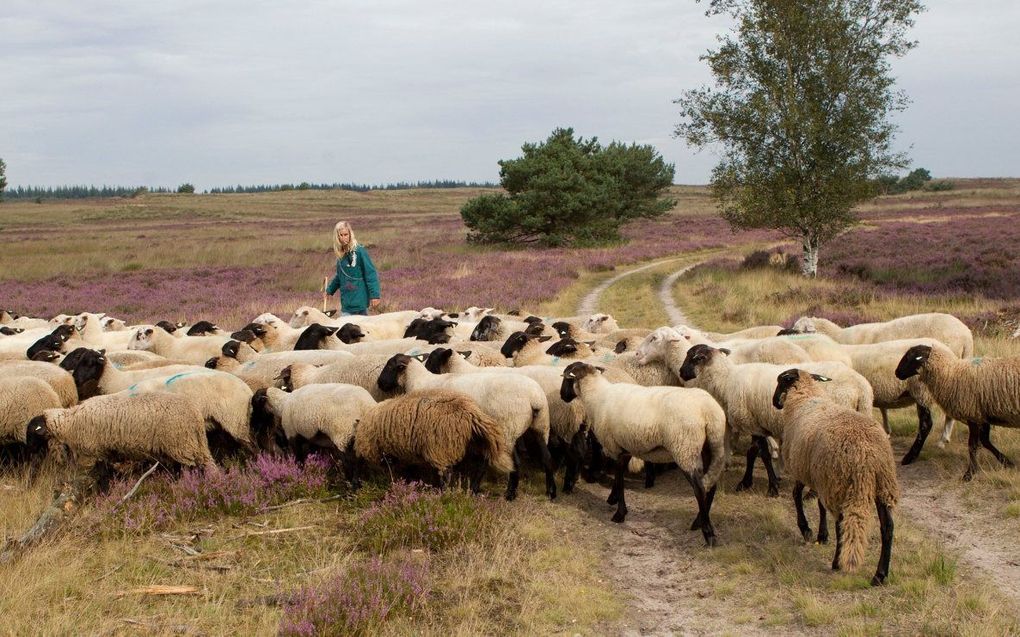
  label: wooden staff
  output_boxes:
[321,276,328,313]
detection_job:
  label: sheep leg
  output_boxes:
[682,469,716,546]
[735,442,758,492]
[832,513,844,571]
[872,500,894,586]
[937,416,955,448]
[979,423,1015,468]
[523,429,557,501]
[880,408,891,434]
[644,462,658,489]
[610,452,630,523]
[756,436,781,497]
[562,430,586,494]
[963,422,981,481]
[607,458,621,505]
[817,501,829,544]
[341,442,361,490]
[794,481,812,541]
[690,484,717,532]
[583,429,604,483]
[901,404,933,465]
[505,444,523,501]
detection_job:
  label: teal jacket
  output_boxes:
[326,245,380,314]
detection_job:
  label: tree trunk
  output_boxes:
[801,234,819,277]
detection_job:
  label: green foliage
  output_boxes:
[177,183,196,194]
[873,167,952,194]
[460,127,675,246]
[675,0,925,275]
[0,157,7,203]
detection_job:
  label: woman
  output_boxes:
[325,221,381,316]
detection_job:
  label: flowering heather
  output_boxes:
[279,555,430,637]
[88,454,330,534]
[826,207,1020,299]
[356,480,500,555]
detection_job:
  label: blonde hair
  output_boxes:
[333,221,360,260]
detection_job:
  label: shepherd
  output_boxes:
[326,221,381,316]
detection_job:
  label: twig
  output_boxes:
[231,525,316,540]
[116,585,201,598]
[117,462,160,506]
[169,542,200,557]
[262,494,343,512]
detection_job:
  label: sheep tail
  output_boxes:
[701,420,727,491]
[838,475,877,572]
[470,412,514,474]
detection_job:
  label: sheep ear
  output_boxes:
[810,374,831,382]
[457,351,471,360]
[324,309,337,317]
[413,353,428,362]
[719,348,731,356]
[539,335,552,342]
[595,366,607,374]
[585,341,596,347]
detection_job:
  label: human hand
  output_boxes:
[370,298,381,309]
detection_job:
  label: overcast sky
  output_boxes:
[2,0,1017,189]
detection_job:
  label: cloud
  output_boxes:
[1,0,1016,188]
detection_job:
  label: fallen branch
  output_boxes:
[116,585,201,598]
[117,462,160,505]
[232,525,316,540]
[0,470,98,565]
[262,494,343,512]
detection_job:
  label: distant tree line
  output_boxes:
[2,179,498,201]
[206,179,497,194]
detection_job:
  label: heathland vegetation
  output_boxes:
[2,180,1020,633]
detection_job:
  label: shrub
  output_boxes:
[177,183,195,194]
[89,454,330,534]
[461,127,675,246]
[279,554,430,637]
[355,481,500,554]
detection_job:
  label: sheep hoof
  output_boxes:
[611,511,627,524]
[767,485,780,498]
[816,533,829,545]
[831,561,841,571]
[901,453,917,466]
[705,535,717,547]
[936,439,948,449]
[962,470,974,482]
[801,528,813,542]
[870,574,887,586]
[1002,458,1015,469]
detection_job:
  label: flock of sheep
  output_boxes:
[2,304,1019,587]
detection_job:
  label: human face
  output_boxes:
[337,227,351,245]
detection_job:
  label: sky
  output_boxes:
[2,0,1018,190]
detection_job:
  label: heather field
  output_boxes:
[3,179,1020,634]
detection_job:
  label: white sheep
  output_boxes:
[678,344,874,496]
[279,355,396,402]
[26,392,217,476]
[792,313,973,357]
[560,362,727,545]
[128,325,233,364]
[204,349,355,391]
[0,359,78,407]
[0,376,63,445]
[377,353,556,501]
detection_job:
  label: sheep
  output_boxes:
[352,389,514,490]
[291,323,429,357]
[470,315,547,342]
[774,332,854,367]
[377,353,556,501]
[26,392,218,478]
[678,344,874,496]
[128,325,233,364]
[792,313,974,358]
[701,325,786,341]
[1,325,76,361]
[402,318,459,344]
[73,312,134,351]
[499,332,636,383]
[254,384,376,479]
[833,338,952,459]
[582,313,621,334]
[0,359,79,407]
[288,306,420,341]
[204,348,355,392]
[59,347,199,399]
[105,349,170,368]
[424,347,588,493]
[560,362,727,545]
[772,369,899,585]
[0,377,63,446]
[895,343,1020,481]
[279,355,396,402]
[672,326,813,366]
[123,370,256,457]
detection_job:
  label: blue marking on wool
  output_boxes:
[972,357,985,367]
[551,356,560,365]
[163,372,197,386]
[601,353,614,362]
